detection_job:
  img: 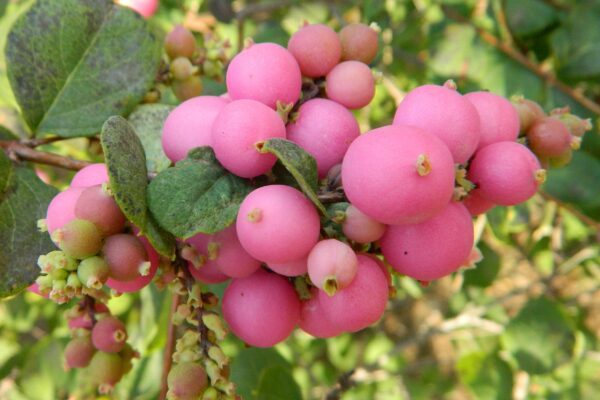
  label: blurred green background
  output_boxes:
[2,0,600,399]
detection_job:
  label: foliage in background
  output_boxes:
[1,0,600,399]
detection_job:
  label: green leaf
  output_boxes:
[5,0,162,137]
[463,242,501,288]
[0,167,57,298]
[505,0,558,38]
[0,125,17,140]
[230,347,291,400]
[100,116,175,258]
[147,147,252,238]
[257,138,326,214]
[501,297,575,374]
[551,4,600,80]
[255,366,302,400]
[127,104,173,175]
[0,149,13,197]
[543,151,600,220]
[457,352,513,400]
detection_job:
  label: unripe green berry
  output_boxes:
[165,25,196,60]
[88,351,124,387]
[167,362,208,399]
[171,57,194,81]
[51,219,103,259]
[78,256,110,289]
[38,250,78,273]
[64,336,96,369]
[172,76,203,101]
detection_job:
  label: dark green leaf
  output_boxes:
[127,104,173,175]
[457,352,513,400]
[5,0,162,137]
[258,138,326,214]
[501,297,575,374]
[463,242,501,288]
[543,151,600,220]
[230,348,291,400]
[256,366,302,400]
[100,116,175,258]
[505,0,558,38]
[0,149,13,197]
[0,125,17,140]
[147,147,252,238]
[551,4,600,80]
[0,167,57,298]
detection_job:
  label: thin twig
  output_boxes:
[0,141,91,171]
[539,190,600,231]
[325,369,356,400]
[442,6,600,116]
[159,292,180,400]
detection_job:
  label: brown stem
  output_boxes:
[0,141,91,171]
[325,369,356,400]
[442,6,600,115]
[159,292,181,400]
[317,189,346,204]
[539,190,600,231]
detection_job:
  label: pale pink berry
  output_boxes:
[116,0,158,18]
[211,99,286,178]
[381,202,474,281]
[288,24,341,77]
[226,43,301,109]
[222,269,300,347]
[465,91,520,150]
[286,98,360,177]
[342,204,386,243]
[106,235,159,293]
[75,185,126,236]
[342,125,455,225]
[318,254,388,332]
[307,239,358,296]
[393,84,481,163]
[71,163,109,188]
[463,189,495,216]
[92,316,128,353]
[162,96,228,163]
[299,288,344,338]
[267,257,308,277]
[326,61,375,109]
[103,234,149,282]
[46,187,84,233]
[236,185,320,263]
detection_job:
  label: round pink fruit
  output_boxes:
[465,91,520,150]
[222,269,300,347]
[342,125,455,225]
[299,288,343,338]
[46,187,84,233]
[71,164,109,188]
[307,239,358,296]
[342,204,386,243]
[325,61,375,109]
[287,24,341,77]
[381,202,474,281]
[287,98,360,177]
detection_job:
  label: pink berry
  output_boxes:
[267,257,308,277]
[222,269,300,347]
[103,234,149,282]
[360,253,392,286]
[211,99,286,178]
[339,23,379,64]
[71,163,109,188]
[326,61,375,109]
[186,226,260,279]
[468,141,543,206]
[116,0,158,18]
[162,96,229,163]
[226,43,301,109]
[465,91,520,150]
[307,239,358,296]
[64,336,96,369]
[527,117,572,158]
[342,125,455,225]
[511,97,545,133]
[463,189,495,216]
[106,235,159,293]
[318,254,388,332]
[342,204,386,243]
[287,98,360,177]
[46,187,84,233]
[184,237,230,284]
[75,185,125,236]
[236,185,320,263]
[380,202,474,281]
[393,84,481,163]
[287,24,341,77]
[299,288,343,338]
[92,316,128,353]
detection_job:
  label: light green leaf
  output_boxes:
[127,104,173,175]
[457,351,513,400]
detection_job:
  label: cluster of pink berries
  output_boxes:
[160,22,590,349]
[38,163,160,300]
[64,301,137,393]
